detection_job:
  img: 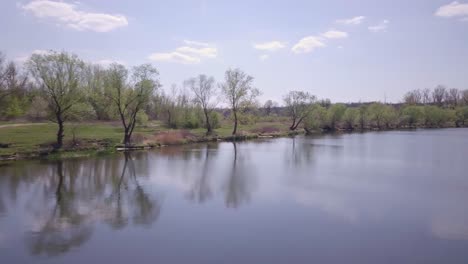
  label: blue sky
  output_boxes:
[1,0,467,103]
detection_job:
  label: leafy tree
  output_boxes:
[106,63,160,146]
[185,74,217,135]
[283,90,316,131]
[27,51,85,149]
[401,106,424,128]
[303,104,327,133]
[326,103,346,130]
[357,105,369,130]
[455,106,468,127]
[368,103,386,129]
[220,68,259,135]
[382,105,399,129]
[342,107,359,130]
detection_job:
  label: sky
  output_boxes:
[1,0,467,103]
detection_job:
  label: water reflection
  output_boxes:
[0,153,163,256]
[223,142,256,208]
[1,130,468,263]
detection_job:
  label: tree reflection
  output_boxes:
[187,144,216,203]
[224,142,256,208]
[27,160,93,256]
[23,152,161,256]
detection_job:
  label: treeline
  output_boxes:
[1,50,468,149]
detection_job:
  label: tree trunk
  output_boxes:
[232,110,238,135]
[204,109,212,135]
[56,115,64,149]
[289,118,296,131]
[123,131,131,147]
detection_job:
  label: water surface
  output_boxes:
[1,129,468,263]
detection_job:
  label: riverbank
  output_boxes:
[0,120,464,162]
[0,121,298,161]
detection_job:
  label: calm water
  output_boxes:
[1,129,468,263]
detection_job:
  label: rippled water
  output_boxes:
[1,128,468,263]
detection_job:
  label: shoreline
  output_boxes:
[1,126,464,162]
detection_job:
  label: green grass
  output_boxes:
[0,120,291,157]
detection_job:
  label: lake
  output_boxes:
[1,128,468,264]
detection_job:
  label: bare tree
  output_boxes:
[27,51,85,149]
[432,85,446,106]
[220,68,259,135]
[106,63,160,146]
[283,90,316,130]
[403,89,422,105]
[185,74,217,135]
[422,88,431,104]
[462,89,468,105]
[446,88,460,107]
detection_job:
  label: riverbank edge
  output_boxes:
[1,126,464,162]
[0,130,303,162]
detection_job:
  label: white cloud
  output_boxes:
[183,40,211,47]
[322,30,348,39]
[435,1,468,17]
[291,36,326,54]
[253,41,287,51]
[175,46,217,58]
[259,54,269,61]
[336,16,366,25]
[148,52,200,64]
[148,41,217,64]
[21,0,128,32]
[368,20,389,33]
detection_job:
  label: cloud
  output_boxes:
[20,0,128,32]
[259,54,269,61]
[175,46,217,58]
[253,41,287,51]
[435,1,468,17]
[291,36,326,54]
[183,40,211,47]
[148,41,217,64]
[336,16,366,25]
[368,20,390,33]
[322,30,348,39]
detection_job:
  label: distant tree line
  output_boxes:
[1,50,468,149]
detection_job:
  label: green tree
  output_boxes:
[185,74,217,135]
[283,90,316,131]
[326,104,346,130]
[401,106,424,128]
[220,68,259,135]
[342,107,358,130]
[106,63,160,146]
[27,51,85,149]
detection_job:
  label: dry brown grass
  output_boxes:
[153,130,197,145]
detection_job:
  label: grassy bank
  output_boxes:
[0,120,294,160]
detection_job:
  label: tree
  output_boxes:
[27,51,85,149]
[220,68,259,135]
[342,107,358,130]
[445,88,460,107]
[283,90,316,131]
[368,103,386,129]
[432,85,446,106]
[422,88,431,104]
[401,106,424,128]
[303,104,327,133]
[462,90,468,105]
[263,100,278,116]
[106,63,159,146]
[358,105,369,130]
[185,74,217,135]
[403,89,422,105]
[326,103,346,130]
